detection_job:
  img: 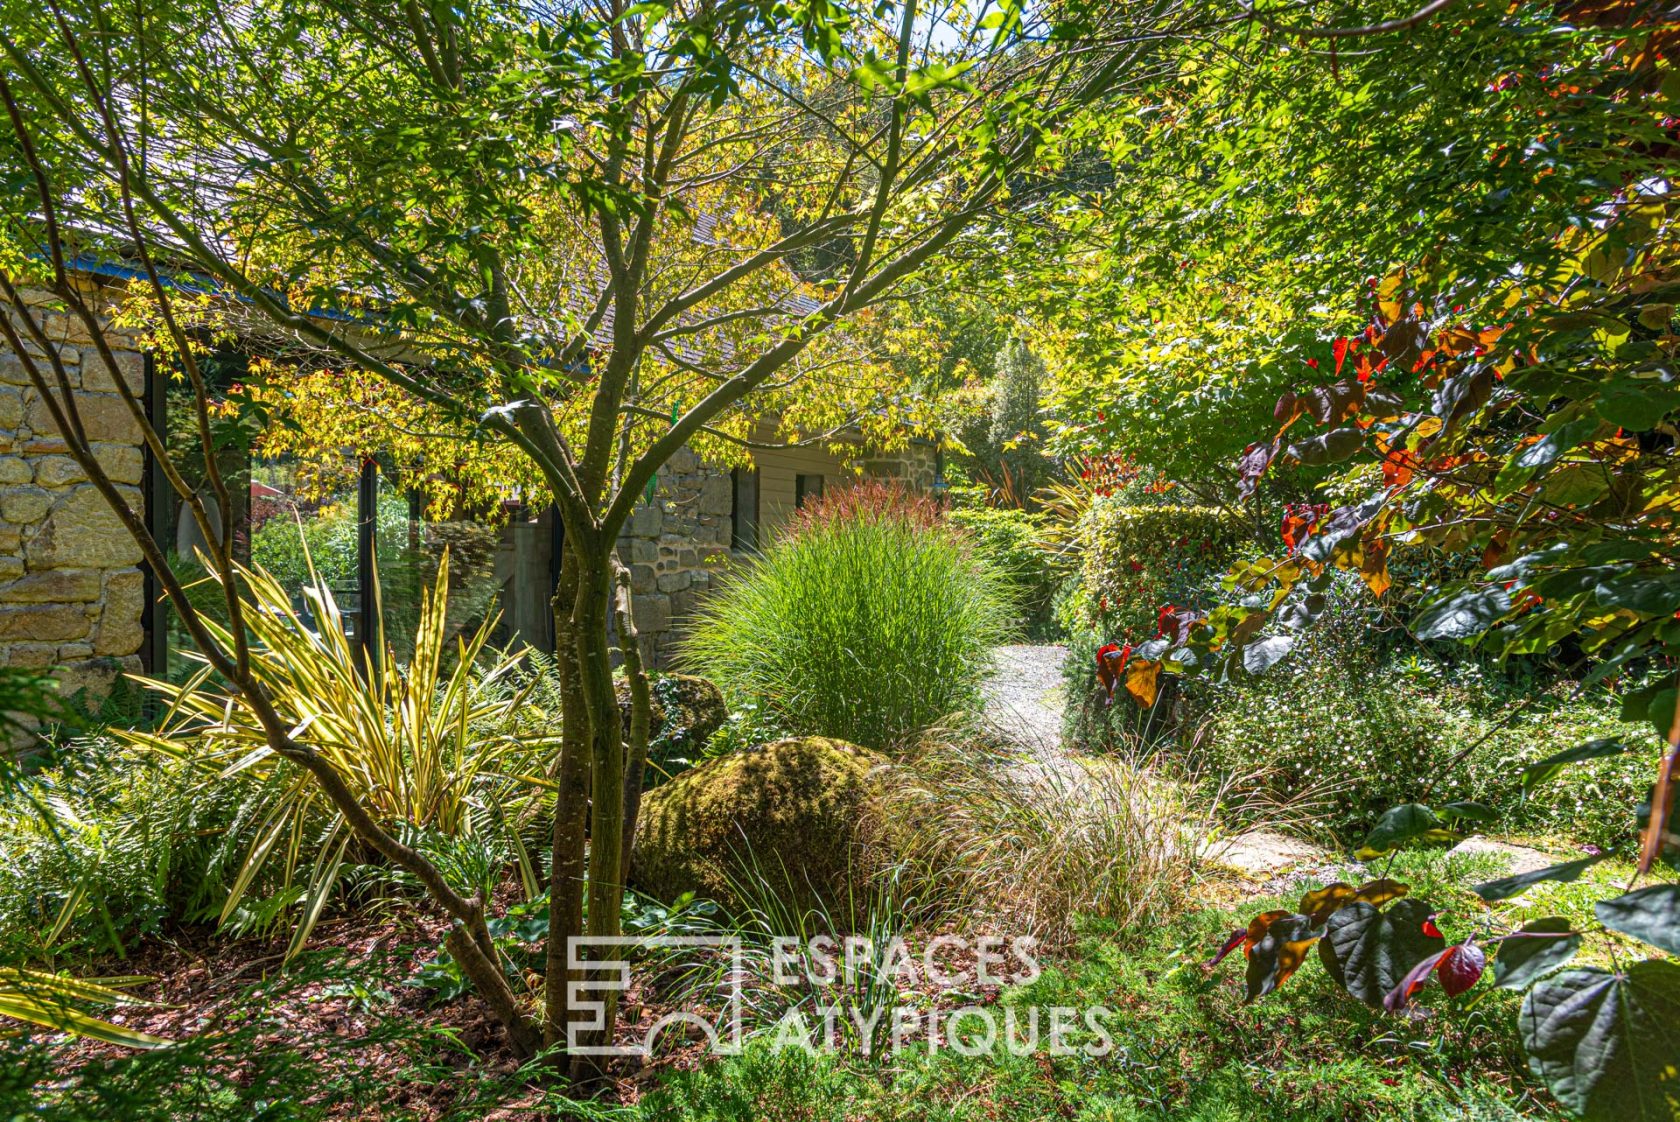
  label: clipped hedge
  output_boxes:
[946,506,1062,638]
[1067,501,1247,643]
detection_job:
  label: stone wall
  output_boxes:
[618,445,734,668]
[0,289,146,704]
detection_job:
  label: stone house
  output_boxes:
[0,281,939,702]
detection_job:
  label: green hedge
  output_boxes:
[946,506,1062,639]
[1057,502,1246,751]
[1065,501,1246,643]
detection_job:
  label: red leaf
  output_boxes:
[1238,441,1277,500]
[1384,949,1450,1012]
[1333,337,1350,376]
[1438,942,1486,997]
[1095,643,1130,701]
[1422,918,1444,940]
[1207,910,1292,972]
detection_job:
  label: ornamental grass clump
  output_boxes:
[680,482,1013,752]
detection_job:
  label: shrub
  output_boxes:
[617,673,729,786]
[629,736,888,916]
[0,740,251,962]
[1060,627,1185,753]
[945,505,1062,639]
[1065,500,1246,642]
[1193,640,1651,848]
[123,555,552,956]
[680,483,1014,751]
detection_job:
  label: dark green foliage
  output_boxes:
[1473,858,1612,904]
[1519,963,1680,1122]
[0,739,253,961]
[1319,900,1446,1008]
[1593,885,1680,958]
[1492,919,1583,992]
[1187,573,1654,845]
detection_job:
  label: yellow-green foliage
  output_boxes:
[1072,501,1246,641]
[630,737,886,915]
[120,555,550,957]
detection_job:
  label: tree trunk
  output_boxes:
[568,547,628,1079]
[612,560,651,886]
[543,545,591,1055]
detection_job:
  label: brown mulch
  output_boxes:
[34,894,1042,1118]
[48,907,553,1121]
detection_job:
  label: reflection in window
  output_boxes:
[373,472,503,665]
[731,467,759,551]
[147,356,549,675]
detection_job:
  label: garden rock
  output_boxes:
[1445,835,1561,878]
[630,735,888,915]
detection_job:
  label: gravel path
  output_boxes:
[980,644,1068,754]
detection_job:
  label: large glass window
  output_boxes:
[731,467,759,552]
[146,353,558,676]
[372,471,505,664]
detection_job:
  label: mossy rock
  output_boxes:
[629,736,888,917]
[617,673,727,785]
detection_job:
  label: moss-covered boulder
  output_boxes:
[618,673,727,785]
[629,736,888,915]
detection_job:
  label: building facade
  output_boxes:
[0,287,147,705]
[0,292,939,701]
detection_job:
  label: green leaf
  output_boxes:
[1494,414,1601,494]
[1474,855,1609,902]
[1413,586,1511,641]
[1287,425,1363,465]
[1648,688,1678,743]
[1594,572,1680,617]
[1522,739,1641,790]
[1596,885,1680,958]
[1493,918,1582,990]
[1594,381,1680,432]
[1358,804,1442,857]
[1241,635,1294,675]
[1435,800,1498,823]
[0,969,170,1050]
[1319,898,1446,1007]
[1521,962,1680,1121]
